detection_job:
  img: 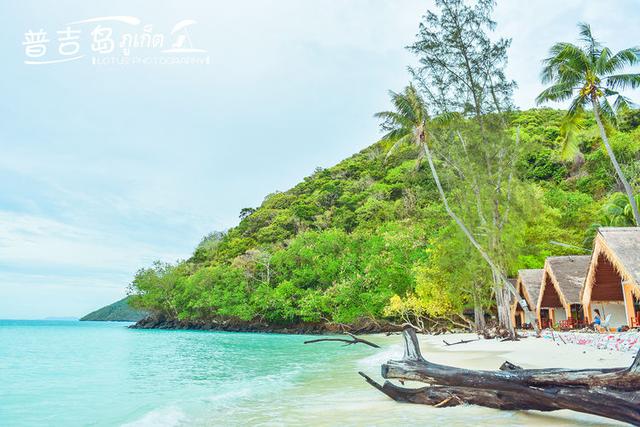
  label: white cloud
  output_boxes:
[0,210,183,270]
[2,0,640,319]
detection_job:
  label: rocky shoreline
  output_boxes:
[130,314,402,335]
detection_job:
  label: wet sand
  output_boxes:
[233,332,632,426]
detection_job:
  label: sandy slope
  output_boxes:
[265,333,634,427]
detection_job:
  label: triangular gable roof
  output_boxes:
[582,227,640,303]
[598,227,640,285]
[541,255,591,308]
[517,269,543,310]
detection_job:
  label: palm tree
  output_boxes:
[375,85,535,333]
[536,23,640,226]
[374,84,429,160]
[584,192,640,247]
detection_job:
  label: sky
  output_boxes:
[1,1,640,319]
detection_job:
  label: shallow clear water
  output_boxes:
[0,320,375,426]
[0,320,623,426]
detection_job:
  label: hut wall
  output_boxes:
[589,302,627,329]
[553,307,568,322]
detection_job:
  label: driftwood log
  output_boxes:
[443,338,480,346]
[304,332,380,348]
[362,327,640,425]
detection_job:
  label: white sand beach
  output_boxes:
[237,332,634,427]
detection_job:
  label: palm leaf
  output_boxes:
[613,94,634,113]
[541,42,589,84]
[383,133,413,160]
[558,108,585,160]
[577,22,601,56]
[599,97,618,125]
[535,82,576,104]
[605,73,640,90]
[603,47,640,74]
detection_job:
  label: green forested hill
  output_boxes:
[129,108,640,328]
[81,297,148,322]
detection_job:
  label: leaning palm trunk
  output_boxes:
[592,99,640,226]
[421,135,536,333]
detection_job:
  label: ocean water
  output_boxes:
[0,320,623,427]
[0,320,377,427]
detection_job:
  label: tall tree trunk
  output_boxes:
[593,99,640,226]
[472,284,485,331]
[420,134,537,332]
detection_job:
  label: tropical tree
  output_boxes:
[400,0,539,334]
[536,23,640,225]
[375,85,534,333]
[374,85,429,161]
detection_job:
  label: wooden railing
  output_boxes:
[540,319,552,329]
[558,319,587,330]
[630,313,640,328]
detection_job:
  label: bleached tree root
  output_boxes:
[304,332,380,348]
[364,327,640,425]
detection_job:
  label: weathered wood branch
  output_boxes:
[359,372,561,411]
[367,327,640,425]
[499,361,522,371]
[304,332,380,348]
[443,338,480,346]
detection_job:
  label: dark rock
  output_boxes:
[129,314,402,335]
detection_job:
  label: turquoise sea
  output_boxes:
[0,320,377,426]
[0,320,622,426]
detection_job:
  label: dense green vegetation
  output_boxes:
[129,0,639,330]
[81,297,148,322]
[129,107,640,327]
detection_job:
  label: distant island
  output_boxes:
[80,297,148,322]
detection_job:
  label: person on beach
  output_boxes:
[592,309,602,330]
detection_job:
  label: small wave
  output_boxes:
[357,343,403,369]
[121,406,187,427]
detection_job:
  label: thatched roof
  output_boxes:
[582,227,640,303]
[545,255,591,305]
[507,278,518,305]
[598,227,640,285]
[517,269,543,308]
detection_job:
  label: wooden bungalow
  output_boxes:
[581,227,640,328]
[537,256,591,329]
[510,269,543,328]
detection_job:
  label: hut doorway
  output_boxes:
[514,305,524,328]
[569,304,585,326]
[539,275,565,326]
[539,308,552,329]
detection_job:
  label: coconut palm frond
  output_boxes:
[558,109,585,160]
[535,82,576,104]
[376,85,431,161]
[577,22,601,55]
[541,42,589,84]
[613,94,634,114]
[595,47,612,74]
[604,47,640,74]
[605,73,640,91]
[383,133,414,160]
[599,97,618,125]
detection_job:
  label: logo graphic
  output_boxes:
[23,16,210,66]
